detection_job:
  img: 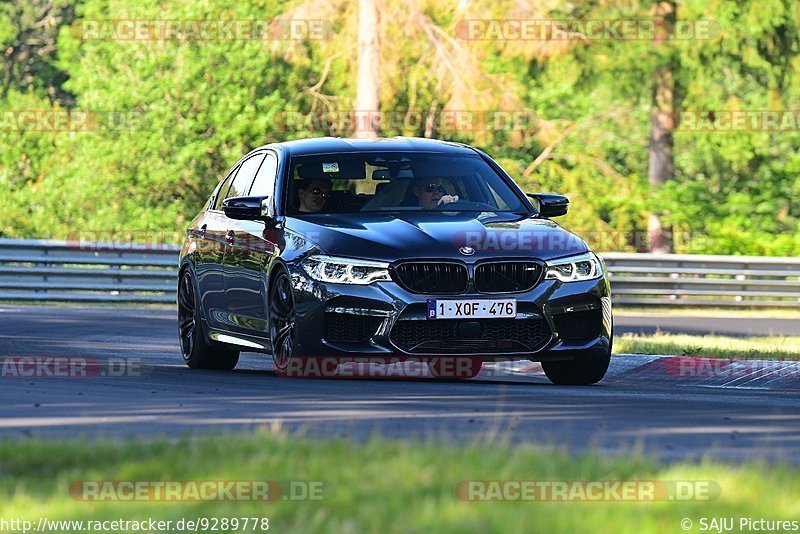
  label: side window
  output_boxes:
[212,164,241,211]
[249,153,278,197]
[226,153,266,200]
[486,180,511,210]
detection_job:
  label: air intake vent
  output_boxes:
[552,308,602,342]
[474,261,542,293]
[390,318,551,354]
[392,262,468,294]
[324,313,384,343]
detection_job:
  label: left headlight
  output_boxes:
[545,252,604,282]
[301,255,392,285]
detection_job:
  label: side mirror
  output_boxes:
[526,193,569,217]
[222,196,275,221]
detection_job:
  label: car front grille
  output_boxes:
[324,313,384,343]
[390,318,551,354]
[474,261,542,293]
[392,262,468,294]
[552,308,602,342]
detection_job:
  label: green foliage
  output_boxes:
[0,0,77,103]
[3,0,319,237]
[1,431,799,533]
[1,0,799,255]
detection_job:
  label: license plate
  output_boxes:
[427,299,517,320]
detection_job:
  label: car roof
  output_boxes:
[258,136,480,157]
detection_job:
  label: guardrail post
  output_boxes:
[36,246,48,295]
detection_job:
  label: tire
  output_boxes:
[540,346,611,385]
[268,267,298,376]
[427,357,483,379]
[178,268,240,370]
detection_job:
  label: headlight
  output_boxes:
[545,252,603,282]
[302,255,392,285]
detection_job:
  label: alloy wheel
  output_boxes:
[177,270,196,360]
[269,270,296,372]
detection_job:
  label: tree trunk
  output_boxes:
[354,0,380,138]
[647,0,677,253]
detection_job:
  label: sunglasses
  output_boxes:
[310,187,330,199]
[423,184,446,194]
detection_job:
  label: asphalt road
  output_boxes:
[0,305,798,464]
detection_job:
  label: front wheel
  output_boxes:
[540,346,611,385]
[178,269,240,370]
[269,268,298,376]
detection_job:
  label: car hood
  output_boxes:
[286,212,588,261]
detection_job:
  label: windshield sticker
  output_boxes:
[322,162,339,173]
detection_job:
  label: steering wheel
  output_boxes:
[434,199,495,210]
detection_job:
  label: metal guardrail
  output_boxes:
[0,239,178,303]
[603,253,800,308]
[0,239,798,308]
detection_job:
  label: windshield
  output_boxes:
[286,152,529,215]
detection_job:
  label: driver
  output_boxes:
[297,178,331,213]
[413,177,459,209]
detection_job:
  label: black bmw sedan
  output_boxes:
[178,137,612,385]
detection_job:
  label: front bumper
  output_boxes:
[287,263,612,363]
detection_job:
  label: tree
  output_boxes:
[354,0,380,138]
[647,0,677,253]
[0,0,77,104]
[2,0,800,257]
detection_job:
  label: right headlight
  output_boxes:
[545,252,604,282]
[301,254,392,285]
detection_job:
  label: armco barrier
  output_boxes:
[602,252,800,308]
[0,239,177,303]
[0,239,798,308]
